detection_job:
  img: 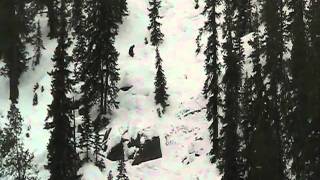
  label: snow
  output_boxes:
[78,163,105,180]
[0,0,229,179]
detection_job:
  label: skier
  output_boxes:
[129,45,135,57]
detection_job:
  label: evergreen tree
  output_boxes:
[236,0,252,36]
[114,0,128,24]
[248,31,275,178]
[32,20,45,69]
[218,0,243,179]
[84,0,121,127]
[197,0,222,163]
[45,0,80,179]
[303,0,320,178]
[259,0,287,179]
[154,47,169,117]
[93,124,105,168]
[148,0,169,116]
[75,0,127,167]
[1,103,38,180]
[72,1,87,82]
[77,87,95,164]
[71,0,96,165]
[0,0,36,103]
[0,128,5,177]
[244,6,270,179]
[16,0,37,42]
[239,73,254,179]
[147,0,164,46]
[71,0,83,33]
[287,0,310,179]
[116,160,129,180]
[45,0,59,38]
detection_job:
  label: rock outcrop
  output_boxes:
[106,129,162,165]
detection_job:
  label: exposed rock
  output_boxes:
[132,136,162,165]
[107,142,124,161]
[120,85,133,91]
[106,130,162,165]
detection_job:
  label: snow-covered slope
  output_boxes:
[107,0,221,179]
[0,0,223,179]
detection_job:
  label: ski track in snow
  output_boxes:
[0,0,223,179]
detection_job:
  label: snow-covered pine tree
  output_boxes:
[197,0,222,164]
[116,160,129,180]
[154,47,169,117]
[32,20,45,69]
[148,0,164,46]
[1,103,38,180]
[45,0,80,179]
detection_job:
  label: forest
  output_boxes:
[0,0,319,179]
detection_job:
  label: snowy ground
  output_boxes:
[0,0,224,179]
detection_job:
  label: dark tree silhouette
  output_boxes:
[218,0,243,179]
[148,0,164,46]
[32,20,45,69]
[154,48,169,117]
[259,0,287,178]
[0,0,36,103]
[1,103,38,180]
[197,0,222,164]
[45,0,80,179]
[116,160,129,180]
